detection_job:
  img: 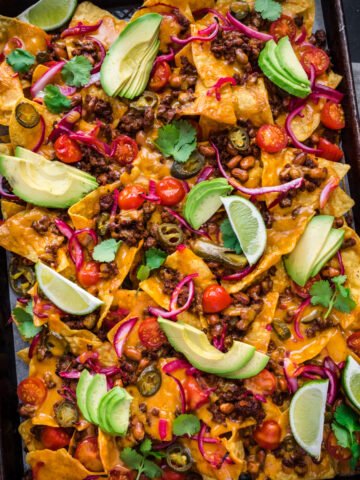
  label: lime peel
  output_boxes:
[18,0,78,31]
[342,355,360,410]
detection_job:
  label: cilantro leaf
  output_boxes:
[61,56,92,87]
[12,305,41,340]
[120,448,143,470]
[142,459,163,479]
[92,239,122,263]
[44,85,72,113]
[350,442,360,470]
[310,280,333,308]
[331,275,347,286]
[332,422,351,449]
[137,265,151,281]
[310,276,356,318]
[139,439,152,454]
[173,414,201,437]
[120,442,162,480]
[145,248,167,270]
[155,120,197,163]
[334,404,360,438]
[332,404,360,470]
[333,293,356,313]
[6,49,35,73]
[220,218,242,254]
[254,0,282,21]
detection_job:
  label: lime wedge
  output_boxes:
[289,380,329,458]
[35,262,103,315]
[342,355,360,410]
[18,0,77,31]
[221,195,267,265]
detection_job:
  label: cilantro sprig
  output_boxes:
[137,248,167,281]
[92,239,122,263]
[172,414,200,437]
[12,301,41,340]
[61,56,92,87]
[220,218,242,254]
[44,85,72,113]
[254,0,282,21]
[120,439,164,480]
[310,275,356,319]
[6,49,35,73]
[332,404,360,469]
[155,120,197,163]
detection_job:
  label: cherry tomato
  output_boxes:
[118,184,146,210]
[149,61,171,91]
[112,135,139,165]
[156,177,186,206]
[300,46,330,76]
[40,427,71,450]
[202,284,232,313]
[54,134,83,164]
[17,377,47,406]
[347,332,360,356]
[161,469,186,480]
[318,137,343,162]
[74,437,103,472]
[138,317,167,349]
[77,261,100,288]
[321,102,345,130]
[244,369,276,396]
[326,431,352,461]
[256,124,288,153]
[183,377,209,410]
[253,420,282,450]
[269,15,297,41]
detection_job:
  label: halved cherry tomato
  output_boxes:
[244,369,276,396]
[256,124,288,153]
[161,469,187,480]
[74,437,103,472]
[321,101,345,130]
[318,137,343,162]
[138,317,167,349]
[77,261,100,288]
[149,61,171,91]
[17,377,47,406]
[54,134,83,164]
[326,431,352,461]
[202,284,232,313]
[347,332,360,356]
[269,15,297,41]
[40,427,71,450]
[253,420,282,450]
[156,177,186,206]
[118,184,146,210]
[183,377,209,410]
[300,46,330,76]
[112,135,139,165]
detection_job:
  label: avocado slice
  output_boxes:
[0,154,97,208]
[284,215,334,286]
[222,351,270,379]
[259,40,311,99]
[105,388,132,436]
[98,387,128,435]
[310,228,345,277]
[184,178,230,220]
[86,374,107,425]
[276,36,310,85]
[76,370,93,422]
[101,13,162,99]
[158,318,256,375]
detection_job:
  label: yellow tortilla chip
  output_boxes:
[284,328,338,364]
[233,78,274,127]
[98,430,122,472]
[323,187,354,217]
[19,419,42,452]
[0,62,23,125]
[121,146,171,186]
[80,84,128,128]
[282,0,316,33]
[1,199,25,219]
[0,16,47,55]
[264,451,335,480]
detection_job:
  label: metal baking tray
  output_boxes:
[0,0,359,478]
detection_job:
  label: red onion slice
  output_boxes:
[189,434,220,444]
[295,26,307,45]
[193,8,229,25]
[86,36,106,74]
[171,22,219,46]
[319,176,339,209]
[198,22,218,36]
[164,207,210,238]
[159,419,168,440]
[213,323,226,352]
[55,219,74,239]
[61,20,103,38]
[313,83,344,103]
[162,359,192,374]
[285,104,322,154]
[152,48,175,73]
[113,317,138,358]
[68,235,84,270]
[76,351,99,364]
[59,370,81,379]
[71,228,98,246]
[293,297,311,340]
[283,358,298,393]
[207,76,237,101]
[196,166,214,183]
[49,105,82,142]
[32,116,46,153]
[167,373,186,413]
[294,364,338,404]
[221,264,256,281]
[140,179,161,203]
[0,176,19,200]
[69,131,111,156]
[169,273,198,311]
[30,61,65,98]
[58,85,77,96]
[226,12,273,42]
[28,332,41,359]
[198,422,221,469]
[337,250,345,276]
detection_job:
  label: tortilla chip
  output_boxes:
[188,0,215,11]
[121,146,171,187]
[80,84,128,128]
[233,78,274,127]
[0,16,47,55]
[1,200,25,219]
[98,430,122,472]
[0,143,13,155]
[0,62,23,125]
[282,0,315,33]
[284,328,338,364]
[19,419,43,452]
[323,187,354,217]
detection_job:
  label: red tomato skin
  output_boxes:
[149,61,171,91]
[77,261,100,288]
[269,15,297,41]
[54,134,83,164]
[321,102,345,130]
[318,137,343,162]
[253,420,282,450]
[118,184,146,210]
[138,317,167,349]
[40,427,71,450]
[113,135,139,165]
[300,46,330,76]
[202,285,232,313]
[161,469,186,480]
[17,377,47,406]
[183,377,209,410]
[326,432,352,460]
[347,332,360,356]
[74,437,103,472]
[156,177,186,206]
[244,369,276,396]
[256,125,288,153]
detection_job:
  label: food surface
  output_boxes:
[1,0,360,479]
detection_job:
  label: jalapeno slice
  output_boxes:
[9,258,35,296]
[171,151,205,180]
[166,444,193,472]
[229,128,250,152]
[96,212,110,236]
[272,319,291,341]
[54,400,79,427]
[130,91,158,110]
[230,1,250,20]
[157,223,184,248]
[192,239,248,269]
[15,102,40,129]
[136,365,162,397]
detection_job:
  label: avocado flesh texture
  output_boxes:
[259,41,311,98]
[76,370,93,422]
[284,215,334,286]
[86,374,107,425]
[187,185,233,229]
[0,154,97,208]
[276,36,310,84]
[101,13,162,98]
[105,389,132,436]
[159,318,256,375]
[98,389,121,434]
[310,228,345,277]
[222,351,270,379]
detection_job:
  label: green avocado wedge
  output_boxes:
[222,351,270,379]
[276,36,310,84]
[86,374,107,425]
[98,388,125,435]
[105,388,133,436]
[310,228,345,277]
[76,369,93,422]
